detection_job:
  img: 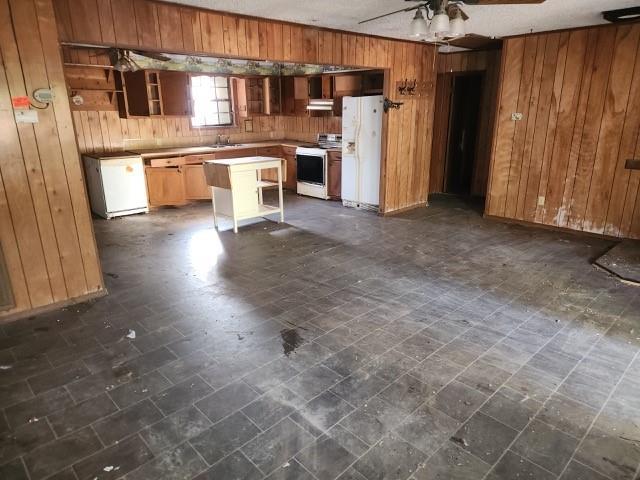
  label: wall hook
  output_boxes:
[383,97,403,112]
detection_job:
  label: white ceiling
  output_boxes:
[168,0,638,42]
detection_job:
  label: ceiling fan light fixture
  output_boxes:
[409,8,429,37]
[448,10,465,38]
[430,11,450,37]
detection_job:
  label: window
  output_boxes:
[190,75,233,127]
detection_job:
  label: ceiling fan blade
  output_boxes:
[462,0,544,4]
[358,5,421,24]
[131,50,171,62]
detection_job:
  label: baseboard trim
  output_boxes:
[483,214,625,242]
[382,202,429,216]
[0,288,108,325]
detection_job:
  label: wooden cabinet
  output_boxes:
[120,70,192,118]
[237,77,280,116]
[265,77,281,115]
[281,76,309,115]
[183,165,211,199]
[122,70,163,117]
[244,78,265,115]
[145,166,187,206]
[65,65,121,111]
[257,146,283,182]
[159,71,191,116]
[327,150,342,199]
[144,144,295,206]
[308,76,333,99]
[282,146,297,190]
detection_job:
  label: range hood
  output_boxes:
[307,99,334,111]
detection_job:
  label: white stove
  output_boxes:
[295,134,341,200]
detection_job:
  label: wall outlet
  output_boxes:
[537,196,545,207]
[512,113,524,121]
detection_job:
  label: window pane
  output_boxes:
[190,75,231,126]
[215,87,229,99]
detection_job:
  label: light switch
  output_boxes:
[512,113,523,121]
[537,196,545,207]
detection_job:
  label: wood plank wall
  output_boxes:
[0,0,103,321]
[52,0,438,214]
[430,50,501,196]
[487,23,640,239]
[73,112,342,153]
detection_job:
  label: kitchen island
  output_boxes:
[203,156,284,233]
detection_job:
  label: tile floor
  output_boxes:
[1,194,639,480]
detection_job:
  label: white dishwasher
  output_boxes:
[83,152,149,219]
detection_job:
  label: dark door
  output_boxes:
[445,73,483,195]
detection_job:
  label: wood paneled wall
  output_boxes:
[73,112,342,153]
[0,0,103,321]
[430,50,501,196]
[52,0,437,214]
[487,23,640,239]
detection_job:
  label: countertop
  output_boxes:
[129,140,317,160]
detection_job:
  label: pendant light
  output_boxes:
[430,8,450,37]
[448,8,465,38]
[409,8,429,37]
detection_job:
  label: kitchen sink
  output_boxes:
[208,143,243,148]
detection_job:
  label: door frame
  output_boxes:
[430,70,486,196]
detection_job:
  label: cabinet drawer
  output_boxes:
[149,156,185,167]
[257,146,282,157]
[184,154,216,165]
[328,150,342,162]
[282,146,297,156]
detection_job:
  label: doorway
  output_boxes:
[444,73,483,195]
[429,70,488,204]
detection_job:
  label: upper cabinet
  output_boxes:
[117,70,191,118]
[236,77,281,117]
[281,77,309,116]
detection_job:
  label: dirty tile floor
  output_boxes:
[1,194,639,480]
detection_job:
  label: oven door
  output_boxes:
[296,154,325,185]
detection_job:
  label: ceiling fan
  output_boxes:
[108,48,171,72]
[359,0,545,42]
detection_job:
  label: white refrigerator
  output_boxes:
[341,95,384,211]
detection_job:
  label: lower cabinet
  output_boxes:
[145,166,187,206]
[327,151,342,199]
[183,164,212,200]
[145,145,295,207]
[284,154,297,190]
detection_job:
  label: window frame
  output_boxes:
[189,74,235,129]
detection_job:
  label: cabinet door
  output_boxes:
[160,71,191,116]
[145,167,186,206]
[327,160,342,199]
[183,164,212,199]
[285,155,297,190]
[230,170,259,217]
